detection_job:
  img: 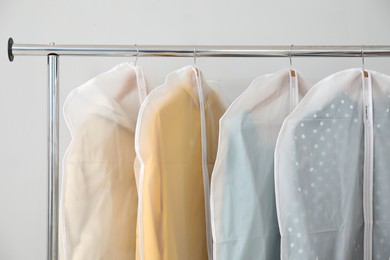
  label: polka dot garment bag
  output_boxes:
[275,69,390,260]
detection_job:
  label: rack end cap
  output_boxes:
[8,37,14,62]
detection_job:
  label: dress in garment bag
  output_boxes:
[275,68,390,260]
[59,62,147,260]
[134,66,227,260]
[210,69,310,260]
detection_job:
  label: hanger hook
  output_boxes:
[361,44,365,72]
[134,44,139,66]
[193,45,197,66]
[289,44,294,67]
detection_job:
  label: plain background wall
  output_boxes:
[1,0,390,259]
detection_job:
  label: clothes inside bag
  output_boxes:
[210,69,310,260]
[134,66,227,260]
[60,62,147,260]
[275,69,390,259]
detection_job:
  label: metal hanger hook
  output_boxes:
[193,45,197,66]
[134,44,139,66]
[289,44,294,67]
[361,44,365,71]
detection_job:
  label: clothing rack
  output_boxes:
[7,37,390,260]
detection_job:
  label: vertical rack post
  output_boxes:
[48,53,59,260]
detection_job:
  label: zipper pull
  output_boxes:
[289,69,298,112]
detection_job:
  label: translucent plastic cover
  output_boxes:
[210,69,310,260]
[134,66,227,260]
[275,69,390,259]
[371,71,390,259]
[60,62,147,260]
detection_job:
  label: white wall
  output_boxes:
[1,0,390,259]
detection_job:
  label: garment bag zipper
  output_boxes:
[289,70,299,112]
[193,67,213,260]
[362,71,374,260]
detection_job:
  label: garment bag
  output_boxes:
[371,70,390,260]
[210,69,310,260]
[275,68,390,259]
[60,62,147,260]
[134,66,227,260]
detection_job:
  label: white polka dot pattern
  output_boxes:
[276,69,390,259]
[372,71,390,260]
[276,69,367,259]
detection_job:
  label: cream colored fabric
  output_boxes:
[60,62,147,260]
[135,66,226,260]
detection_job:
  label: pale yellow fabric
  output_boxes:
[60,63,145,260]
[61,116,137,260]
[135,70,226,260]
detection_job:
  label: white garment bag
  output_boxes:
[134,66,227,260]
[60,62,147,260]
[210,69,310,260]
[275,69,390,259]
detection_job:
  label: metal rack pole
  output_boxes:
[7,38,390,60]
[48,53,59,260]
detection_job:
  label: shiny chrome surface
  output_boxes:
[48,54,59,260]
[8,39,390,59]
